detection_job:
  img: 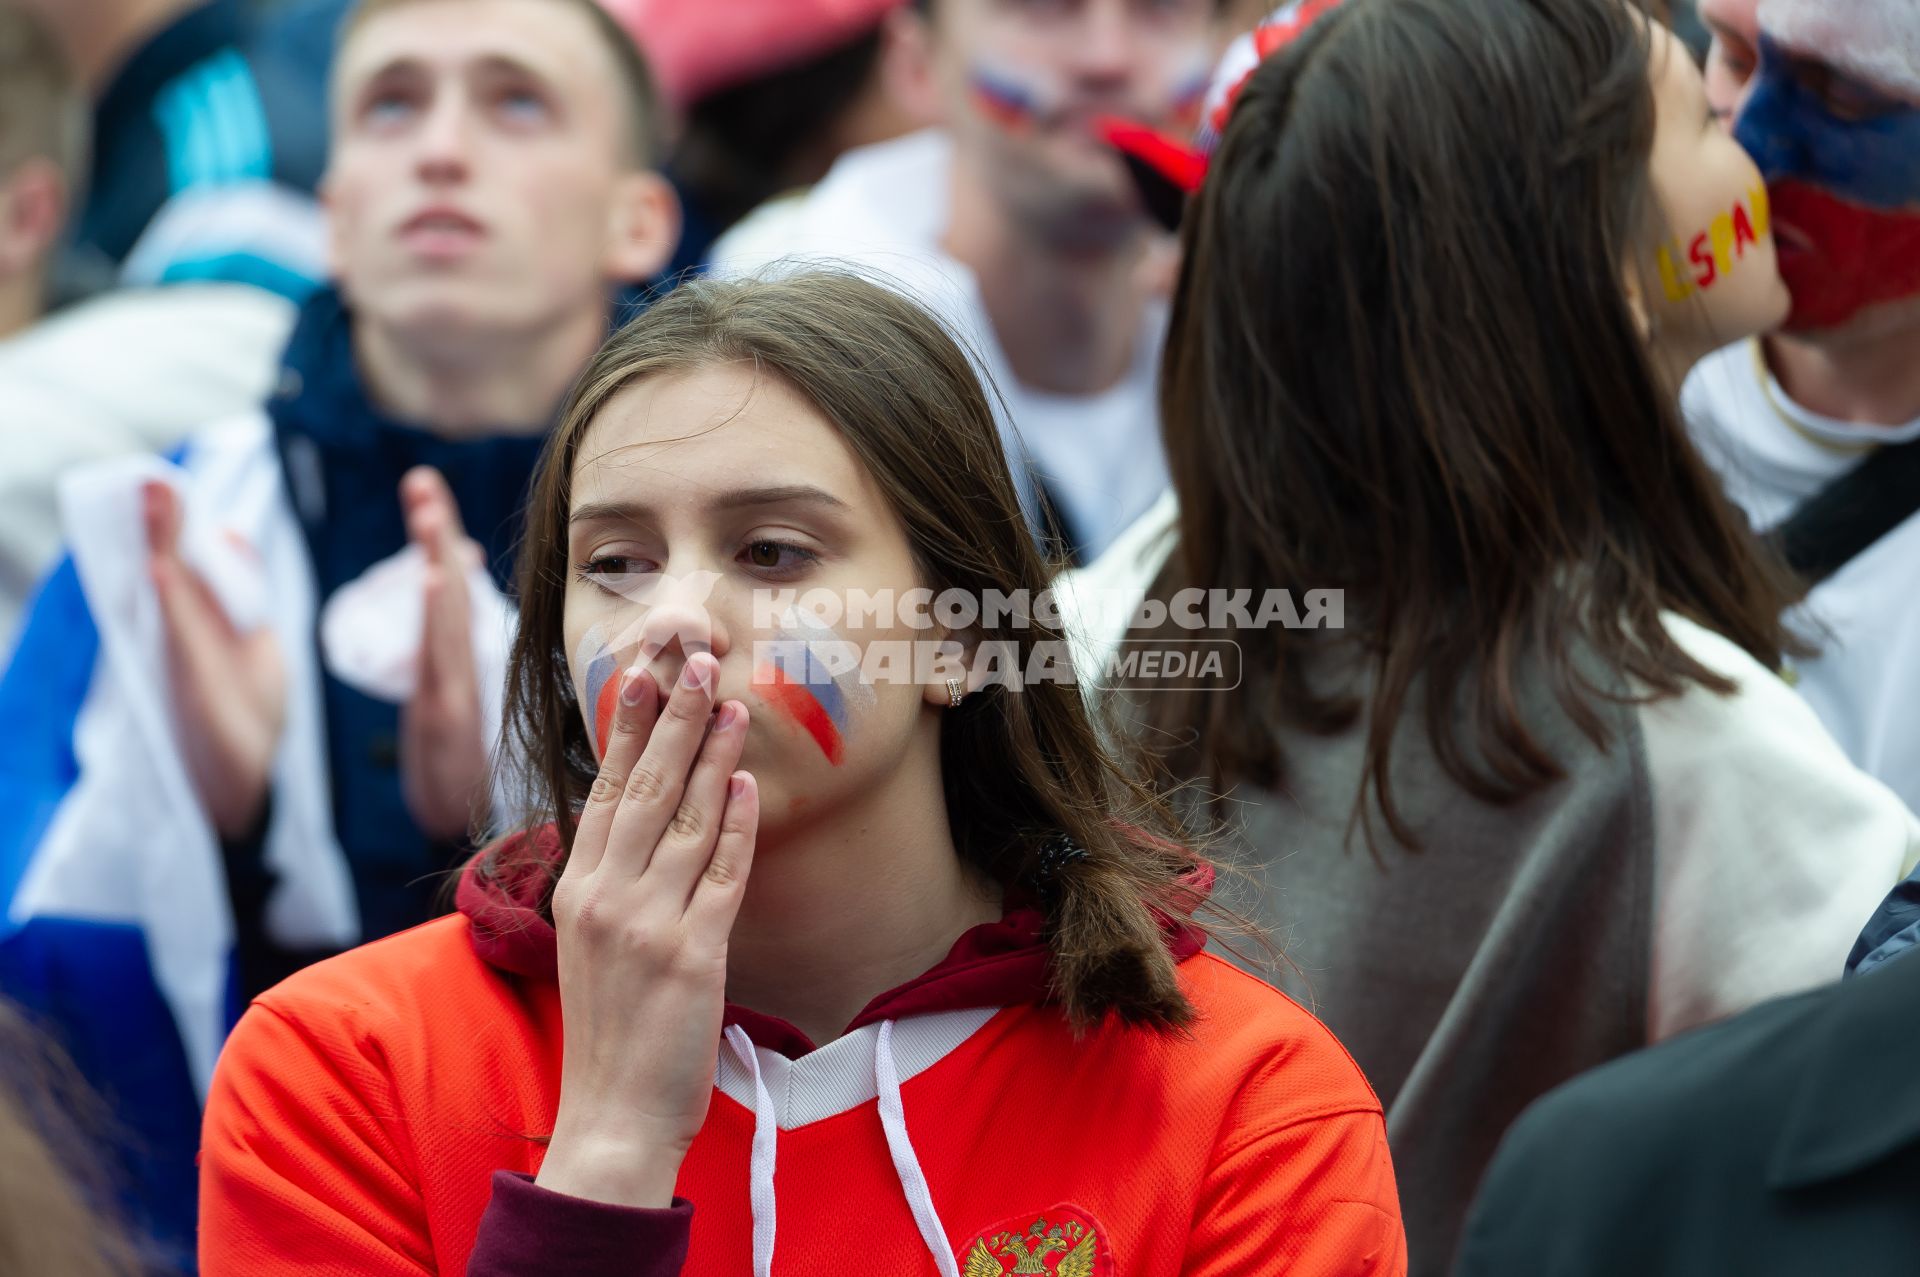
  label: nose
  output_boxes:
[414,90,474,185]
[618,569,728,687]
[1063,0,1139,88]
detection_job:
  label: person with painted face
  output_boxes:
[1063,0,1918,1270]
[1683,0,1920,820]
[0,0,677,1264]
[195,271,1408,1275]
[711,0,1230,566]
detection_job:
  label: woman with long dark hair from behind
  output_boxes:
[196,271,1406,1275]
[1065,0,1919,1270]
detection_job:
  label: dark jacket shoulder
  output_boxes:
[1456,949,1920,1276]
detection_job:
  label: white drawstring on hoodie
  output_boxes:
[721,1021,962,1277]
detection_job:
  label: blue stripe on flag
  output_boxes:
[0,556,99,925]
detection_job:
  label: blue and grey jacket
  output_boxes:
[0,288,547,1269]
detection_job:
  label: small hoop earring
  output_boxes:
[945,678,965,709]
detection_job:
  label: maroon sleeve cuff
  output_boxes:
[466,1170,692,1276]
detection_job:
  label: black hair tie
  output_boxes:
[1029,833,1090,901]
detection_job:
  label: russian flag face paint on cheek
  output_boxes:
[750,610,873,767]
[574,625,625,761]
[968,59,1053,133]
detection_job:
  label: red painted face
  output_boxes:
[1769,179,1920,331]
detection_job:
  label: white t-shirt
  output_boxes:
[709,130,1170,562]
[1684,337,1920,816]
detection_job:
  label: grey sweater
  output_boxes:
[1201,653,1650,1274]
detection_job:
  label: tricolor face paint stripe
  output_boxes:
[575,626,624,760]
[1769,180,1920,330]
[755,664,846,766]
[1736,38,1920,213]
[751,608,873,766]
[1166,58,1213,131]
[970,40,1222,139]
[1730,33,1920,328]
[968,59,1053,133]
[765,640,849,729]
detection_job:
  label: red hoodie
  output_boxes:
[199,830,1406,1275]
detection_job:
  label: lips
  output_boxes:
[397,205,488,257]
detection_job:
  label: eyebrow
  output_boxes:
[568,485,853,527]
[353,52,558,94]
[469,53,558,85]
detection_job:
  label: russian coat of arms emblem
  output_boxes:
[958,1205,1113,1276]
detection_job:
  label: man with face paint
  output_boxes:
[713,0,1227,565]
[1683,0,1920,818]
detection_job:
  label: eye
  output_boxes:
[740,540,820,577]
[494,84,552,125]
[1820,78,1901,124]
[1715,46,1755,81]
[574,554,658,593]
[362,88,421,128]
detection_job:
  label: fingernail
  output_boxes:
[620,665,651,706]
[681,655,712,692]
[728,773,749,801]
[715,701,743,732]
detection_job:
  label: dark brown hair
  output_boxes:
[1148,0,1801,846]
[496,270,1212,1029]
[339,0,666,165]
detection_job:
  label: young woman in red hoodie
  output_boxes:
[196,271,1406,1276]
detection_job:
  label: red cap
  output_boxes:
[600,0,908,110]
